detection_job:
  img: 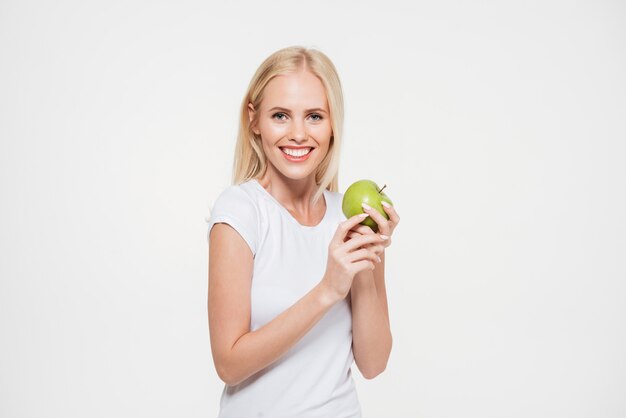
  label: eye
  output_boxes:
[309,113,323,121]
[272,112,287,120]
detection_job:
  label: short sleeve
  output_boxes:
[206,186,259,257]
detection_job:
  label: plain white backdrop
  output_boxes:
[1,0,625,417]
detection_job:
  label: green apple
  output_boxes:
[342,179,393,233]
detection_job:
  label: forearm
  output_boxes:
[350,254,392,379]
[218,281,337,386]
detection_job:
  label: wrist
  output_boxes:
[352,270,376,290]
[316,279,343,307]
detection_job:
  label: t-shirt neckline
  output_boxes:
[249,179,330,229]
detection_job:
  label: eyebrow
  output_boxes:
[267,106,328,114]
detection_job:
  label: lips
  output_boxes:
[279,147,314,162]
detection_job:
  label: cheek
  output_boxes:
[261,124,286,138]
[312,124,333,142]
[258,119,287,136]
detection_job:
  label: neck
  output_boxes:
[257,168,320,212]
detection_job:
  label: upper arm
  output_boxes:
[208,222,254,376]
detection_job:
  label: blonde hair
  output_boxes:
[232,46,344,206]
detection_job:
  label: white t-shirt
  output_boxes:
[206,178,361,418]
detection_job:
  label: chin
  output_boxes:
[281,170,316,182]
[271,164,316,182]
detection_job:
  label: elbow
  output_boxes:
[359,335,392,380]
[216,367,243,386]
[215,365,233,386]
[358,354,390,380]
[215,360,246,387]
[360,363,387,380]
[212,337,254,386]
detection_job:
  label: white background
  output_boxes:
[1,1,625,417]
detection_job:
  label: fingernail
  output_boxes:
[358,213,368,218]
[380,235,389,240]
[377,256,382,262]
[381,201,391,208]
[361,202,372,210]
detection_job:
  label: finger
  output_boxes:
[347,230,382,250]
[381,201,400,225]
[356,244,383,256]
[345,231,362,240]
[359,242,384,256]
[352,259,376,273]
[371,244,385,255]
[343,233,388,253]
[347,240,379,255]
[361,203,391,236]
[332,213,369,245]
[347,248,381,264]
[351,224,376,236]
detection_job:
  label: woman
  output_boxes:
[206,46,400,418]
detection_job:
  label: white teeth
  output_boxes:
[281,147,312,157]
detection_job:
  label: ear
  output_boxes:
[248,103,260,135]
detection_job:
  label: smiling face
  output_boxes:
[248,69,333,184]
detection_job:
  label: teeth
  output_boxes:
[281,147,312,157]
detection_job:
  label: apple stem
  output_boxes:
[378,184,387,194]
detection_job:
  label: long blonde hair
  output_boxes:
[232,46,344,206]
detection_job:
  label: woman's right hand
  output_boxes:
[321,213,389,302]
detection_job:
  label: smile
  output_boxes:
[279,147,314,162]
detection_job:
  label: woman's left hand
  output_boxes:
[345,202,400,256]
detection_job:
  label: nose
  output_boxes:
[289,118,307,143]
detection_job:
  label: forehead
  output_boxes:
[262,71,328,110]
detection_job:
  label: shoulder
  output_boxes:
[207,181,261,254]
[212,181,259,210]
[207,182,260,231]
